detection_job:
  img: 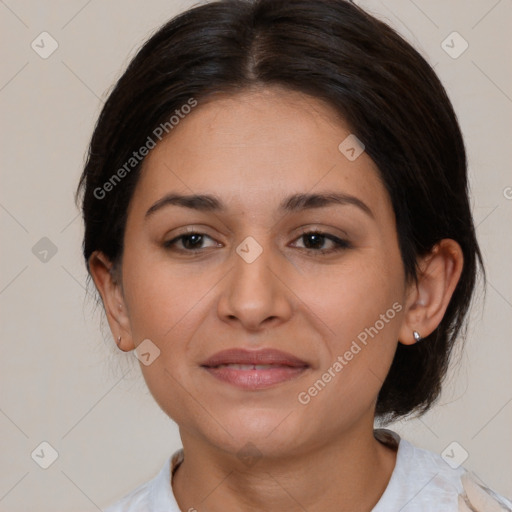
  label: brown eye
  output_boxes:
[292,231,351,254]
[164,232,219,252]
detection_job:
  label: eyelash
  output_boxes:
[163,229,352,255]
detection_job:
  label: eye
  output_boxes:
[163,232,220,252]
[163,229,351,255]
[291,230,352,254]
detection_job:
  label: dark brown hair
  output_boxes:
[75,0,485,422]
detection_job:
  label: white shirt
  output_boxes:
[104,429,512,511]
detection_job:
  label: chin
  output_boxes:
[201,406,311,459]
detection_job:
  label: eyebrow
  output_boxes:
[144,191,374,219]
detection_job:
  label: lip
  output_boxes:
[201,348,309,390]
[202,348,308,367]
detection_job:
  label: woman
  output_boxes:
[75,0,512,510]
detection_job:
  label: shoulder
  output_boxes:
[458,471,512,511]
[373,429,512,512]
[103,450,183,512]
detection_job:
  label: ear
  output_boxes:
[398,239,464,345]
[88,251,135,352]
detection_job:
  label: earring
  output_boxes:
[413,330,422,343]
[116,335,122,345]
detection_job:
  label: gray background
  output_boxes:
[1,0,511,510]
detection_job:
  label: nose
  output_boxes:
[217,235,294,332]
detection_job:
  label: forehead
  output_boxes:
[128,87,391,222]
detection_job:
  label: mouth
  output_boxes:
[201,348,310,390]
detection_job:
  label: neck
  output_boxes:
[172,424,397,512]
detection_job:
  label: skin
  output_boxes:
[89,85,464,512]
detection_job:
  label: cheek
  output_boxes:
[121,258,208,422]
[297,292,401,424]
[297,248,404,399]
[121,246,207,342]
[120,252,222,404]
[299,252,403,346]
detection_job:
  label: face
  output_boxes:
[105,87,411,457]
